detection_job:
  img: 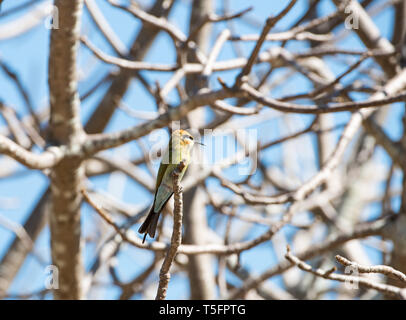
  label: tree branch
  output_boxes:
[285,247,404,299]
[0,135,62,169]
[335,255,406,284]
[48,0,85,300]
[155,161,185,300]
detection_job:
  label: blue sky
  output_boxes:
[0,0,402,299]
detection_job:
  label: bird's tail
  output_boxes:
[138,206,160,243]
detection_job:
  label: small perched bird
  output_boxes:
[138,129,200,243]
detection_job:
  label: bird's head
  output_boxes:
[164,130,204,164]
[172,129,195,148]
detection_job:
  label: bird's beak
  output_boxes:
[195,141,205,146]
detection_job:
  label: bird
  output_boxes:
[138,129,201,243]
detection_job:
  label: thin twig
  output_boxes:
[285,246,404,299]
[236,0,297,85]
[335,255,406,284]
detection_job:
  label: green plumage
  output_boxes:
[138,130,194,243]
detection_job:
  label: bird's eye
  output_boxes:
[183,135,193,141]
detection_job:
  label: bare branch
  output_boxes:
[286,247,404,299]
[0,134,62,169]
[155,161,185,300]
[48,0,85,300]
[107,0,186,43]
[236,0,297,84]
[335,255,406,284]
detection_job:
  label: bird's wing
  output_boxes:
[153,182,173,213]
[150,161,170,214]
[155,160,169,192]
[155,141,172,191]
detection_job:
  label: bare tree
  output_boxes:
[0,0,405,300]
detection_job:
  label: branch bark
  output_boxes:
[155,161,185,300]
[48,0,85,300]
